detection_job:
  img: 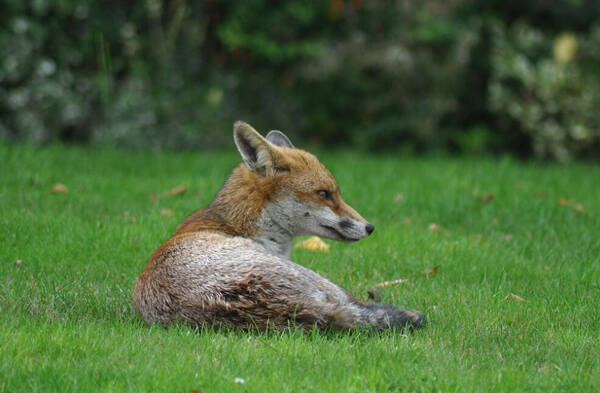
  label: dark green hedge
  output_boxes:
[1,0,599,160]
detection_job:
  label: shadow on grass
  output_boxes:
[140,316,428,342]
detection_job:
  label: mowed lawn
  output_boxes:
[1,143,599,393]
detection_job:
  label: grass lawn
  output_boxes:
[1,143,599,392]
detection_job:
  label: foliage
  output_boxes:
[1,0,599,159]
[489,22,600,161]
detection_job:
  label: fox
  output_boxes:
[133,121,424,331]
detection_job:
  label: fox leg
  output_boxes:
[341,302,425,330]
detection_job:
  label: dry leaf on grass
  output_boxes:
[428,223,449,236]
[473,190,494,203]
[373,278,409,288]
[367,279,409,301]
[150,185,188,201]
[504,234,513,242]
[504,293,526,302]
[558,198,590,215]
[480,193,494,203]
[15,259,22,266]
[539,363,562,373]
[122,211,137,223]
[294,236,330,252]
[52,183,68,193]
[163,185,187,197]
[160,208,174,217]
[403,217,412,225]
[530,191,548,199]
[394,193,405,202]
[423,265,439,277]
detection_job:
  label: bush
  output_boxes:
[489,22,600,161]
[1,0,599,160]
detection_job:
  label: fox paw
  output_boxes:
[397,309,425,329]
[379,305,425,329]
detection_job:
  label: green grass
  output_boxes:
[1,143,599,392]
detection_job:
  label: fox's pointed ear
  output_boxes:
[233,121,290,176]
[266,130,295,148]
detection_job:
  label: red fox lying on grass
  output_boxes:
[133,122,424,330]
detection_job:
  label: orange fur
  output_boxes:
[176,146,365,237]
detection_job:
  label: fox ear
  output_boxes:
[233,121,289,176]
[266,130,295,148]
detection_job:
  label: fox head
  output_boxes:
[232,121,374,243]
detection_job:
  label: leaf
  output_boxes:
[15,259,22,266]
[558,198,590,215]
[367,279,409,301]
[394,193,405,202]
[122,211,137,223]
[294,236,330,252]
[540,363,562,373]
[403,217,412,225]
[554,32,577,64]
[428,223,448,236]
[150,185,188,201]
[163,185,187,197]
[481,193,494,203]
[473,190,493,203]
[423,265,439,277]
[530,191,548,199]
[504,293,526,302]
[374,278,409,288]
[504,234,513,242]
[52,183,68,193]
[160,208,174,217]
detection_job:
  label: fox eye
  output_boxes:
[317,190,333,201]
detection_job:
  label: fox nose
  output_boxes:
[365,223,375,235]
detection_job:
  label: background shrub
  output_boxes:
[1,0,599,160]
